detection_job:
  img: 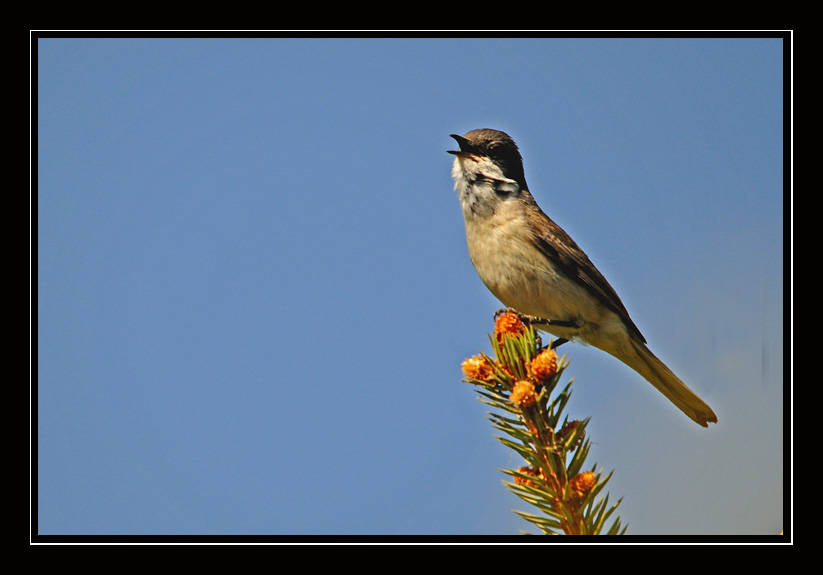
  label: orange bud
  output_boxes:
[494,311,526,342]
[461,355,494,382]
[569,471,597,499]
[510,380,537,408]
[530,348,558,382]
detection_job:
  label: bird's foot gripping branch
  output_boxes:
[461,312,626,535]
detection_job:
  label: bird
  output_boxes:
[448,128,717,427]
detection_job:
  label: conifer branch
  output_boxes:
[461,312,626,535]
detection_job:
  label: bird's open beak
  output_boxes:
[448,134,481,157]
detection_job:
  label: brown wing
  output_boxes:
[525,205,647,344]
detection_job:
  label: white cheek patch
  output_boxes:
[474,156,505,179]
[453,156,518,191]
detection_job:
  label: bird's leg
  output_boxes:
[493,309,577,349]
[549,337,568,350]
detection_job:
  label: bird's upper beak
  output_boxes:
[448,134,482,157]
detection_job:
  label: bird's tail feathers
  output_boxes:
[624,339,717,427]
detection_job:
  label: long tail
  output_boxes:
[622,338,717,427]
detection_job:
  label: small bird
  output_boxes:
[449,128,717,427]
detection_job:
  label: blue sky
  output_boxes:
[36,36,785,537]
